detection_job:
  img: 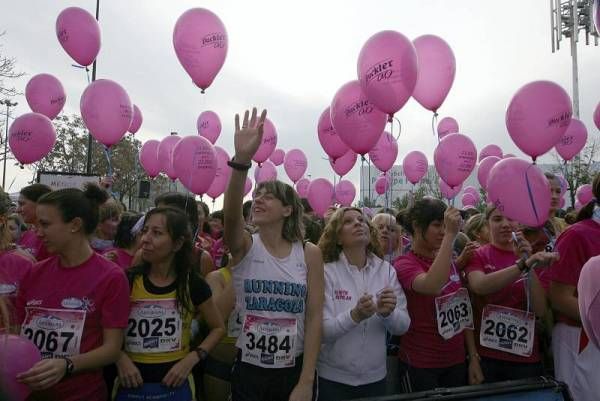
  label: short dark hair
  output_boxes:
[155,192,199,234]
[114,212,143,249]
[401,198,446,237]
[242,200,253,221]
[20,183,52,203]
[37,184,109,234]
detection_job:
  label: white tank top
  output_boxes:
[233,233,307,361]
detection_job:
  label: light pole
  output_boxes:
[0,99,17,190]
[86,0,100,175]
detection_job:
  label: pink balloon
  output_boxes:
[555,118,588,161]
[402,151,428,185]
[330,80,387,155]
[375,174,391,195]
[477,156,501,189]
[463,186,478,197]
[129,104,143,134]
[0,334,41,401]
[139,140,161,178]
[330,149,357,177]
[172,135,217,194]
[578,255,600,349]
[296,178,311,198]
[269,148,285,166]
[253,118,277,164]
[318,107,349,160]
[506,80,572,161]
[158,135,181,180]
[437,117,459,140]
[25,74,66,120]
[80,79,133,147]
[244,177,253,196]
[206,146,231,199]
[503,153,516,159]
[368,131,398,172]
[487,158,551,227]
[440,178,462,200]
[197,110,221,144]
[173,8,228,92]
[576,184,593,205]
[9,113,56,165]
[56,7,101,66]
[479,144,503,162]
[283,149,307,183]
[335,180,356,206]
[594,101,600,131]
[412,35,456,112]
[307,178,334,216]
[434,133,477,188]
[461,193,477,207]
[357,30,418,118]
[254,160,277,183]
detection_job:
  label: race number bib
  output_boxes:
[125,299,182,354]
[241,315,297,368]
[21,307,85,359]
[435,288,474,340]
[480,304,535,357]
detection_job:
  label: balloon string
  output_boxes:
[85,67,91,84]
[524,164,541,224]
[393,117,402,140]
[103,146,113,177]
[431,112,439,138]
[367,156,372,206]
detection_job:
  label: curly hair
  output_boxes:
[318,207,382,263]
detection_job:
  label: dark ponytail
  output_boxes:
[37,183,109,234]
[576,173,600,222]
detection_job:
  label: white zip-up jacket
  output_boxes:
[317,252,410,386]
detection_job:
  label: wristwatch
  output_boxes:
[227,157,252,171]
[517,258,529,273]
[195,347,209,362]
[63,357,74,377]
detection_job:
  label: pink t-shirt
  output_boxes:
[101,247,134,270]
[465,244,541,363]
[17,229,51,261]
[0,249,33,325]
[394,251,465,368]
[548,219,600,325]
[16,252,130,401]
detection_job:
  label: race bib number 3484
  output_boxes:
[241,315,297,369]
[21,307,86,359]
[480,304,535,357]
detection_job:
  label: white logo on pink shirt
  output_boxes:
[26,299,43,306]
[61,298,84,309]
[0,283,17,295]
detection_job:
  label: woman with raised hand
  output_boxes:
[465,206,558,383]
[394,198,482,391]
[224,108,324,401]
[15,184,130,401]
[548,173,600,401]
[114,207,225,400]
[16,183,52,261]
[317,207,410,400]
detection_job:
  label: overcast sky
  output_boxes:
[2,0,599,205]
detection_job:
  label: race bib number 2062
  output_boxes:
[480,304,535,357]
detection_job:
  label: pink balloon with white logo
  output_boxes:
[439,178,462,200]
[283,149,308,183]
[296,178,311,198]
[56,7,101,66]
[25,74,66,120]
[253,118,277,164]
[307,178,334,216]
[335,180,356,206]
[437,117,459,140]
[197,110,221,144]
[139,139,161,178]
[80,79,133,147]
[555,118,588,161]
[330,149,357,177]
[434,133,477,188]
[269,148,285,166]
[129,104,143,134]
[402,151,428,185]
[206,146,231,199]
[479,144,503,162]
[576,184,593,205]
[254,160,277,183]
[9,113,56,164]
[173,8,228,92]
[477,156,501,189]
[318,106,348,160]
[158,134,181,180]
[172,135,217,195]
[357,30,418,119]
[368,131,398,173]
[330,80,387,155]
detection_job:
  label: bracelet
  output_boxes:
[467,353,481,362]
[517,258,529,273]
[227,157,252,171]
[195,347,209,362]
[63,357,74,377]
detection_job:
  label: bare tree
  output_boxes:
[0,31,25,98]
[552,140,600,208]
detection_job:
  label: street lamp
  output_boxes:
[0,99,17,190]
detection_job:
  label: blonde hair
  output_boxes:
[99,198,123,223]
[318,207,383,263]
[463,213,487,241]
